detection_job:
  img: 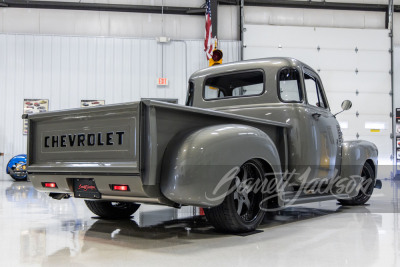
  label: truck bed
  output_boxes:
[26,100,289,205]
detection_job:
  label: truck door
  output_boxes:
[303,69,342,181]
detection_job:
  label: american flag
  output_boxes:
[204,0,215,60]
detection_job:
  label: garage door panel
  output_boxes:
[320,71,390,93]
[350,29,390,50]
[245,25,390,51]
[357,51,391,72]
[316,28,359,49]
[316,27,390,50]
[326,92,390,115]
[244,25,317,48]
[318,50,357,71]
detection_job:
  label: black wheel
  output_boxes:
[85,200,140,219]
[204,159,267,233]
[338,162,375,206]
[9,169,27,181]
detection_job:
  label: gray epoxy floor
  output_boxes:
[0,174,399,267]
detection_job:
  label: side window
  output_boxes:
[304,73,327,109]
[279,68,302,102]
[204,70,264,100]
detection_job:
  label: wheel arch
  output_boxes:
[160,124,284,207]
[253,157,282,209]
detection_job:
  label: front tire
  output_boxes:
[85,200,140,219]
[338,161,375,206]
[9,169,27,181]
[204,159,267,233]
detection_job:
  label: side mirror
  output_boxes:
[334,100,352,117]
[341,100,352,111]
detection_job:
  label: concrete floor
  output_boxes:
[0,173,399,267]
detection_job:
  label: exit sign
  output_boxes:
[157,78,168,86]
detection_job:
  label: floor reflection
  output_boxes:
[0,176,398,266]
[36,204,383,267]
[6,181,45,203]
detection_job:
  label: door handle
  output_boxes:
[312,113,321,120]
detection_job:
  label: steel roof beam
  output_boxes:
[0,0,205,15]
[220,0,400,13]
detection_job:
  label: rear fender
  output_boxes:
[160,124,283,207]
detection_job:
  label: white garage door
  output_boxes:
[243,25,392,176]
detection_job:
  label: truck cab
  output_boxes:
[188,58,343,184]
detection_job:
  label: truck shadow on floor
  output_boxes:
[82,204,378,248]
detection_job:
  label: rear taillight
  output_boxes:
[112,184,129,191]
[43,182,57,188]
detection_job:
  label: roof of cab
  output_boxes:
[189,57,311,80]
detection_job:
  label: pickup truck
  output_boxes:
[25,57,380,233]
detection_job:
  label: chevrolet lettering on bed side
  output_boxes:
[43,131,125,148]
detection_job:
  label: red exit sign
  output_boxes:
[157,78,168,86]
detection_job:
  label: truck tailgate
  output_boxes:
[27,102,140,174]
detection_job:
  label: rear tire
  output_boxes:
[204,159,267,233]
[338,161,375,206]
[85,200,140,219]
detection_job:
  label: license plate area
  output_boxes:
[73,178,101,199]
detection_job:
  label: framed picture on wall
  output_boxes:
[81,100,105,108]
[23,99,49,135]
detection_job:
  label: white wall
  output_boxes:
[0,5,237,40]
[244,6,386,29]
[0,33,240,173]
[0,5,396,40]
[0,8,206,39]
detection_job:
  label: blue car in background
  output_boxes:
[6,154,28,181]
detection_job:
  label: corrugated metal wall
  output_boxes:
[0,33,240,173]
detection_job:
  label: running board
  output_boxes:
[283,193,349,205]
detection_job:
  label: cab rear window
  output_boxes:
[204,70,265,100]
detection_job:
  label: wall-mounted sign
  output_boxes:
[396,108,400,173]
[157,78,168,86]
[23,99,49,135]
[80,100,105,108]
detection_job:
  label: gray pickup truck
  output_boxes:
[25,57,380,233]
